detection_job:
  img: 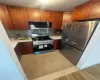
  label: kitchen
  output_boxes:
[0,0,100,80]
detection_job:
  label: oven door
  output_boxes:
[33,44,53,52]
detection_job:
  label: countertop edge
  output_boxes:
[10,36,61,48]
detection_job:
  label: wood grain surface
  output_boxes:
[54,64,100,80]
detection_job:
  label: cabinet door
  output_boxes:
[40,10,52,22]
[57,12,63,29]
[27,8,40,21]
[62,12,72,24]
[88,0,100,19]
[52,12,62,30]
[14,43,22,60]
[53,40,61,50]
[8,6,28,30]
[0,5,13,30]
[21,42,33,54]
[72,2,92,21]
[52,12,57,29]
[59,13,63,29]
[27,42,33,53]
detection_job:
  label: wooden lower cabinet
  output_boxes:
[21,42,33,54]
[14,42,23,60]
[53,39,61,50]
[14,42,33,60]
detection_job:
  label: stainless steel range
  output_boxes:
[32,35,54,54]
[29,21,54,54]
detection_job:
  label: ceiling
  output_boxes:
[0,0,90,11]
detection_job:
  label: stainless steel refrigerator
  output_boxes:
[60,21,99,65]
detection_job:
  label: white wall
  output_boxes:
[0,21,28,80]
[77,22,100,69]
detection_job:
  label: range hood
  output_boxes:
[29,21,52,29]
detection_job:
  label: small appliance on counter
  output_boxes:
[29,21,54,54]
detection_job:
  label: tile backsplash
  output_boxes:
[7,29,62,38]
[7,30,30,38]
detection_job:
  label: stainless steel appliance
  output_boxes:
[60,21,99,65]
[29,21,54,54]
[32,36,54,54]
[29,21,52,29]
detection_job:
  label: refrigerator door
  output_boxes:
[62,23,73,44]
[60,43,83,65]
[68,21,97,50]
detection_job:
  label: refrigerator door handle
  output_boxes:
[71,42,79,46]
[62,38,68,43]
[66,38,68,42]
[63,39,68,43]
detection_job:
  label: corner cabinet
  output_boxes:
[0,4,13,30]
[8,6,28,30]
[53,39,61,50]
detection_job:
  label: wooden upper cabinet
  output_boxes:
[88,0,100,19]
[27,8,40,21]
[72,1,92,21]
[53,39,61,50]
[0,4,13,30]
[62,12,72,24]
[57,12,63,29]
[40,10,52,22]
[52,12,58,29]
[52,12,63,30]
[8,6,28,30]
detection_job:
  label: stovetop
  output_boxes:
[32,36,53,41]
[32,36,54,45]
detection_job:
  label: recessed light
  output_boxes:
[40,0,49,4]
